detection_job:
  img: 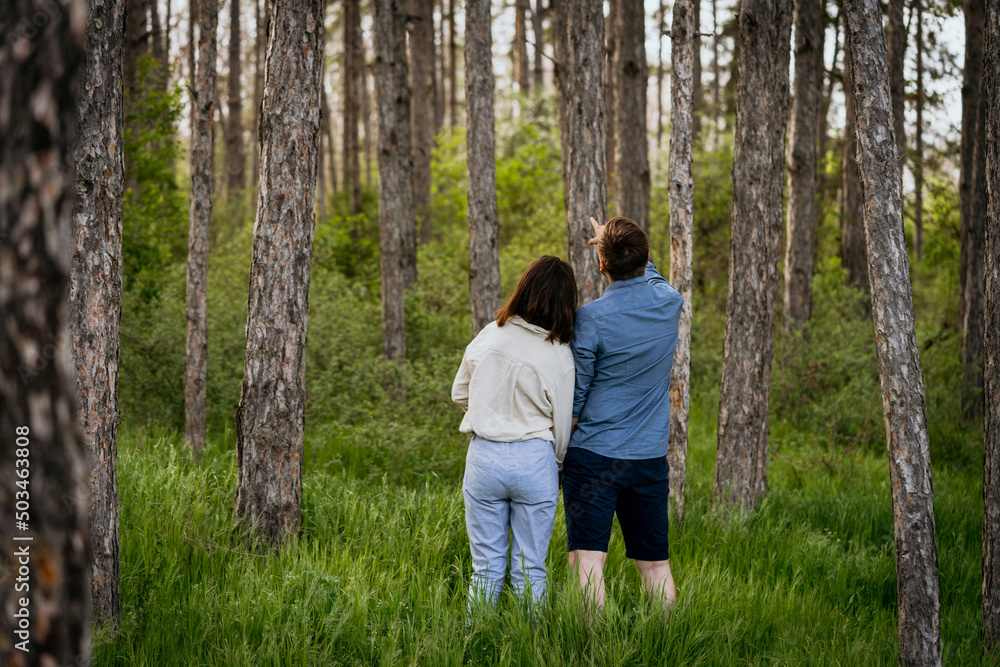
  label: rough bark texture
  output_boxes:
[605,0,617,210]
[668,0,695,524]
[887,0,906,177]
[344,0,362,215]
[0,1,91,662]
[515,0,531,93]
[961,0,986,422]
[465,0,502,337]
[914,0,925,261]
[185,0,218,459]
[409,0,435,243]
[70,0,126,628]
[234,0,323,549]
[533,0,545,88]
[614,0,649,234]
[374,0,417,359]
[840,13,870,300]
[845,2,942,664]
[226,0,245,192]
[713,0,791,514]
[983,0,1000,650]
[782,0,823,330]
[562,0,606,305]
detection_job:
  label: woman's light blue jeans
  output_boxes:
[462,435,559,609]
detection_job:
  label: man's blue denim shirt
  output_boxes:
[569,261,684,460]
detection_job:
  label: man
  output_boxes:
[562,216,684,613]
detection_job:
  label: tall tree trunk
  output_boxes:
[151,0,166,71]
[691,0,702,142]
[321,81,339,196]
[166,0,173,79]
[186,0,219,459]
[360,33,374,187]
[914,0,925,260]
[982,0,1000,649]
[960,0,987,422]
[448,0,458,126]
[71,0,126,628]
[374,0,417,359]
[887,0,906,177]
[126,0,149,94]
[226,0,245,193]
[552,0,570,178]
[605,0,617,212]
[656,0,666,156]
[713,0,791,514]
[564,0,607,304]
[816,5,840,171]
[235,0,323,549]
[466,0,502,336]
[435,0,445,133]
[410,0,435,243]
[189,0,198,137]
[0,0,90,661]
[668,0,695,524]
[533,0,545,87]
[344,0,362,214]
[844,2,942,663]
[840,8,869,300]
[782,0,823,330]
[515,0,531,93]
[712,0,720,128]
[614,0,649,233]
[317,123,328,219]
[253,0,267,187]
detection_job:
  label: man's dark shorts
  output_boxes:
[561,446,670,561]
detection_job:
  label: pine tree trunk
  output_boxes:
[150,0,166,71]
[533,0,545,87]
[435,0,446,133]
[782,0,823,330]
[360,34,374,188]
[668,0,695,524]
[253,0,265,186]
[374,0,417,359]
[691,0,702,142]
[226,0,245,193]
[888,0,906,177]
[515,0,531,93]
[466,0,502,337]
[816,5,839,172]
[564,0,607,305]
[552,0,570,180]
[614,0,650,233]
[0,1,90,661]
[605,0,617,212]
[70,0,125,628]
[840,9,870,299]
[914,0,925,260]
[235,0,323,549]
[656,1,665,156]
[317,125,328,220]
[126,0,149,93]
[448,0,458,126]
[712,0,720,128]
[843,3,943,663]
[713,0,791,514]
[344,0,363,215]
[982,0,1000,651]
[186,0,218,459]
[409,0,435,243]
[321,82,339,195]
[189,0,198,137]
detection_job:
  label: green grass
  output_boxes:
[95,404,990,666]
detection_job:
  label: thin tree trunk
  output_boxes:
[70,0,126,628]
[817,5,840,171]
[448,0,458,126]
[0,0,90,661]
[226,0,245,193]
[167,0,173,80]
[410,0,435,243]
[466,0,502,336]
[126,0,149,93]
[435,0,446,133]
[185,0,218,459]
[317,124,328,219]
[360,34,374,188]
[605,0,617,213]
[515,0,531,93]
[712,0,720,128]
[984,0,1000,650]
[692,0,702,142]
[189,0,198,137]
[321,81,339,196]
[151,0,166,71]
[374,0,417,359]
[564,0,607,304]
[614,0,650,233]
[783,0,823,330]
[533,0,545,88]
[657,0,665,156]
[668,0,695,524]
[552,0,570,179]
[713,0,791,514]
[344,0,362,214]
[841,7,870,300]
[234,0,323,549]
[253,0,266,187]
[914,0,924,260]
[888,0,906,177]
[844,2,942,663]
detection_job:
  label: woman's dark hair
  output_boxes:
[496,255,578,344]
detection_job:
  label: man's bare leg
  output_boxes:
[568,549,607,619]
[634,559,676,611]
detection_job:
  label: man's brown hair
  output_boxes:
[496,255,578,344]
[598,217,649,280]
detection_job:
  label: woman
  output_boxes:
[452,255,577,608]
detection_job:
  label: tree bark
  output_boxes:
[713,0,791,514]
[253,0,265,186]
[533,0,545,88]
[564,0,607,305]
[235,0,323,549]
[552,0,570,181]
[150,0,167,74]
[843,3,943,664]
[185,0,218,459]
[982,0,1000,651]
[126,0,149,94]
[668,0,695,524]
[360,32,374,188]
[435,0,446,133]
[226,0,245,193]
[840,9,870,300]
[816,5,839,172]
[782,0,823,330]
[409,0,435,243]
[711,0,720,128]
[887,0,906,177]
[321,81,339,196]
[70,0,126,628]
[466,0,502,337]
[914,0,925,260]
[515,0,531,93]
[448,0,458,126]
[691,0,702,142]
[656,0,666,156]
[189,0,198,137]
[605,0,617,212]
[0,0,90,662]
[374,0,417,359]
[614,0,650,234]
[344,0,363,215]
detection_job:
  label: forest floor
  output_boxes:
[94,402,989,667]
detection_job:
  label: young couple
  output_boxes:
[452,216,684,614]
